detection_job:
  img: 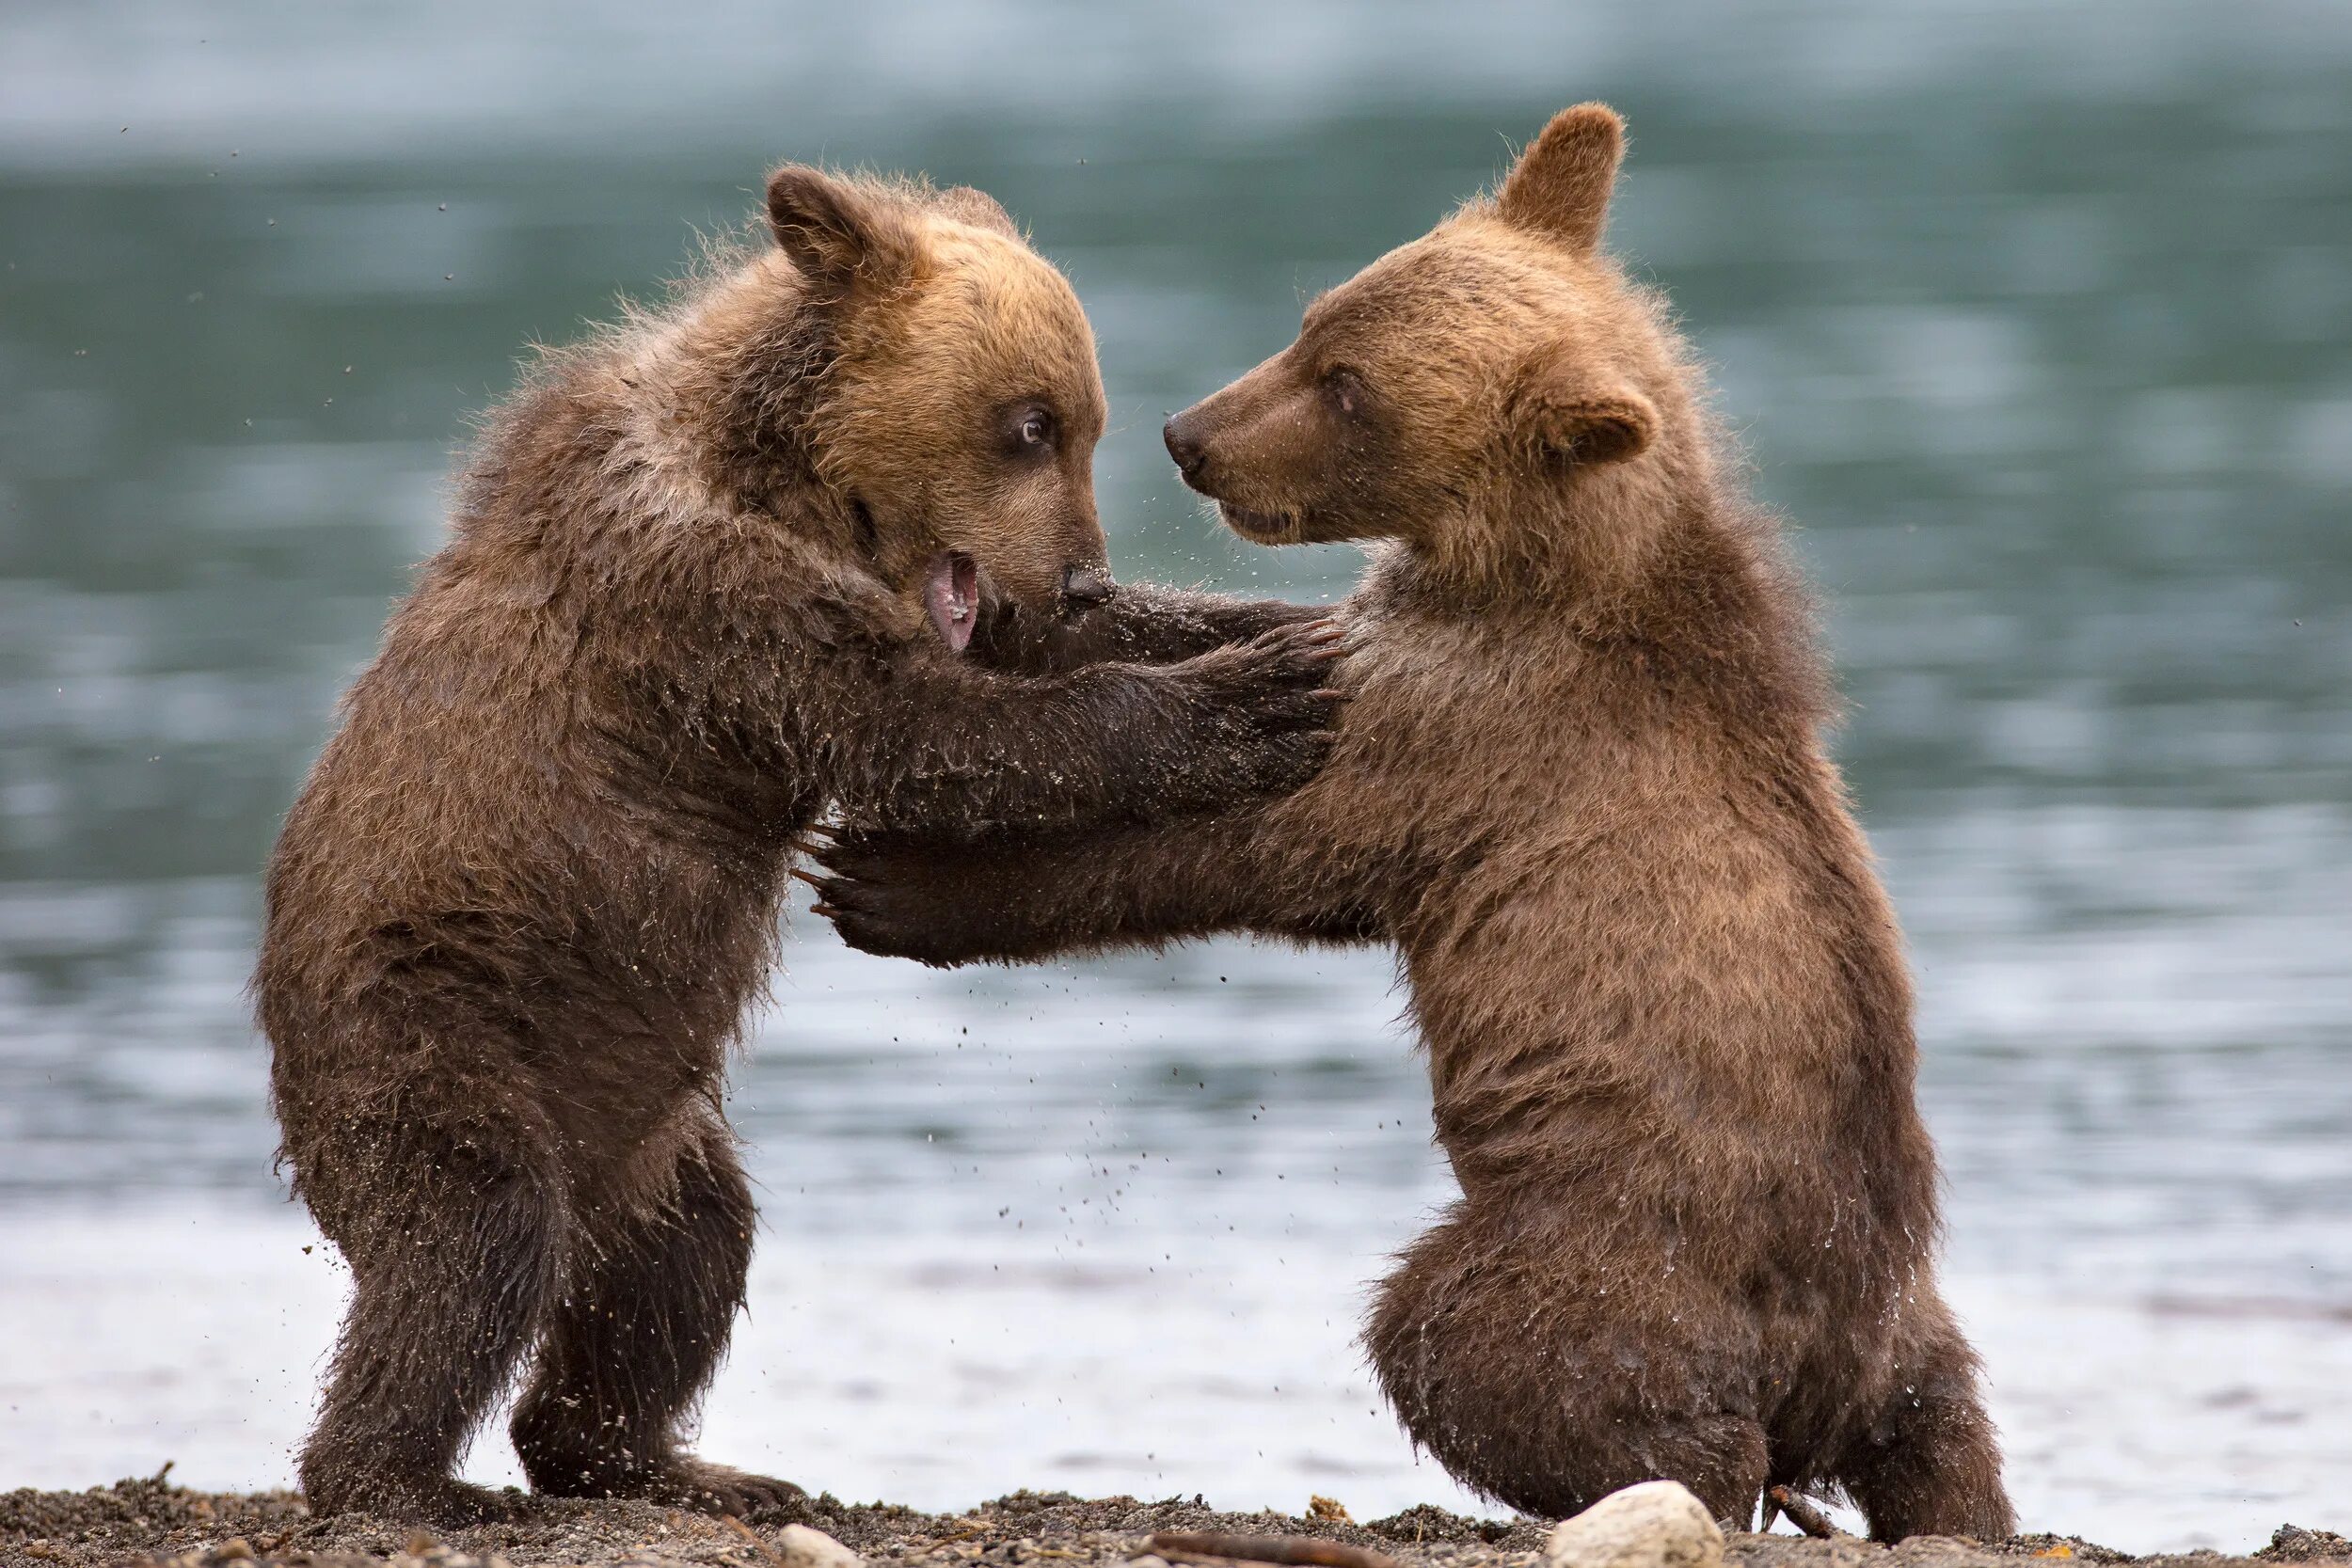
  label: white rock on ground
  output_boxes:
[1545,1481,1727,1568]
[773,1522,866,1568]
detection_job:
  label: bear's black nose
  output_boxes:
[1163,413,1208,479]
[1062,564,1116,610]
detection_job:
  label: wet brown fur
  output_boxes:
[813,106,2015,1539]
[255,167,1335,1524]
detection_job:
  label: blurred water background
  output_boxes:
[3,0,2349,1551]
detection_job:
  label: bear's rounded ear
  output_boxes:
[1497,103,1626,255]
[1514,348,1658,468]
[766,165,914,296]
[934,184,1020,239]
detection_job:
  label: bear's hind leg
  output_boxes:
[299,1125,558,1523]
[1365,1206,1768,1526]
[511,1125,803,1517]
[1835,1310,2014,1542]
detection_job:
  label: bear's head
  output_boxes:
[714,167,1113,651]
[1161,103,1702,592]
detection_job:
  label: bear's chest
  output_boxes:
[1350,624,1611,781]
[1281,621,1629,881]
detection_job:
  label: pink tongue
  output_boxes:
[924,554,977,653]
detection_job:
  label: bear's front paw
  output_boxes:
[1176,610,1345,737]
[1192,617,1350,795]
[1223,596,1339,642]
[796,832,1002,966]
[1226,615,1351,718]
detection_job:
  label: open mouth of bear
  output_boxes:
[1218,502,1295,541]
[924,551,980,654]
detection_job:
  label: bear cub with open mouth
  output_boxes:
[256,167,1343,1523]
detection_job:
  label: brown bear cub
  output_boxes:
[255,167,1342,1524]
[811,106,2016,1539]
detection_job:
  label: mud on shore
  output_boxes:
[5,1475,2347,1568]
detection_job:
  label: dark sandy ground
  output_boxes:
[5,1475,2347,1568]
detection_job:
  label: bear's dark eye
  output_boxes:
[1004,404,1057,456]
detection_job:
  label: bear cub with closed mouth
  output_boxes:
[256,166,1342,1523]
[814,106,2015,1539]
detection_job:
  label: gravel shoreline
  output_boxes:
[6,1476,2347,1568]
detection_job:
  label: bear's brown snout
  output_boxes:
[1163,398,1278,534]
[1162,357,1343,547]
[1163,409,1211,482]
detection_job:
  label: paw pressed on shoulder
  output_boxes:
[1196,616,1350,715]
[1222,595,1342,641]
[1169,616,1351,797]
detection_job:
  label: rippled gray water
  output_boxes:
[2,0,2348,1551]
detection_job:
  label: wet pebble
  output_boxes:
[777,1523,867,1568]
[1545,1482,1724,1568]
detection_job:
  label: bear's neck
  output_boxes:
[1394,457,1689,613]
[618,261,880,570]
[1384,478,1834,734]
